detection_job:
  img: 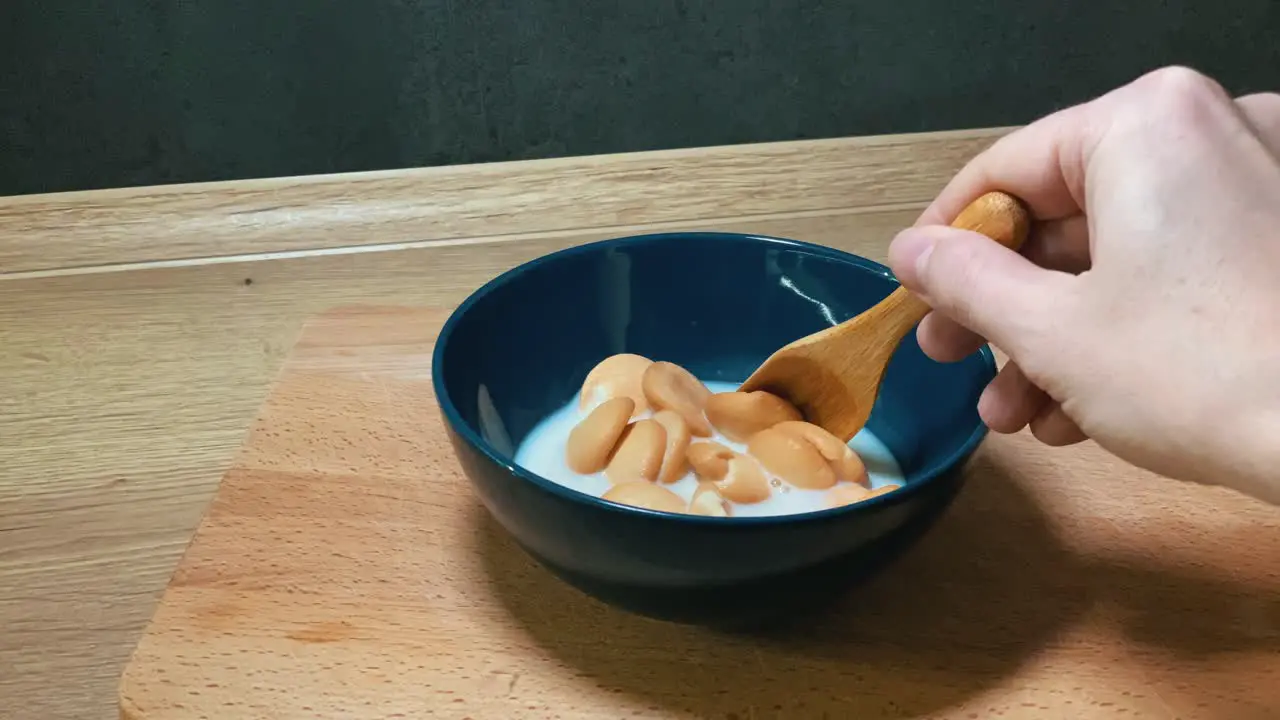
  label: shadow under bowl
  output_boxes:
[432,232,995,627]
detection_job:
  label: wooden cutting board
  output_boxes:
[118,305,1280,719]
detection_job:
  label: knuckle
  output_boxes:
[1134,65,1230,120]
[1239,91,1280,106]
[1138,65,1221,98]
[1237,92,1280,128]
[1234,93,1280,153]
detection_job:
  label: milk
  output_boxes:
[513,380,906,517]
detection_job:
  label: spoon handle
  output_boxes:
[947,190,1032,253]
[876,191,1032,340]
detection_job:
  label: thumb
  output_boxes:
[887,224,1065,357]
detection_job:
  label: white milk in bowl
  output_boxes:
[515,367,905,518]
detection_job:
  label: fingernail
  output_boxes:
[888,228,937,286]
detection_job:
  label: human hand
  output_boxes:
[886,66,1280,503]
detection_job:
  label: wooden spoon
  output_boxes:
[738,191,1031,442]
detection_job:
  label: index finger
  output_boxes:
[916,98,1101,227]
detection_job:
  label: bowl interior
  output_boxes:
[435,232,993,495]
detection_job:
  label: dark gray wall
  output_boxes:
[2,1,1277,195]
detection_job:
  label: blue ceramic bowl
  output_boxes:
[433,232,995,626]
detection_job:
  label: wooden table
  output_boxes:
[3,128,1276,720]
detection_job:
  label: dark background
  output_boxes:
[2,1,1277,196]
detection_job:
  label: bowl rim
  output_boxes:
[432,231,996,525]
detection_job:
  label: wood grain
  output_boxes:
[0,148,935,720]
[7,126,1275,720]
[119,306,1280,720]
[0,129,1007,274]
